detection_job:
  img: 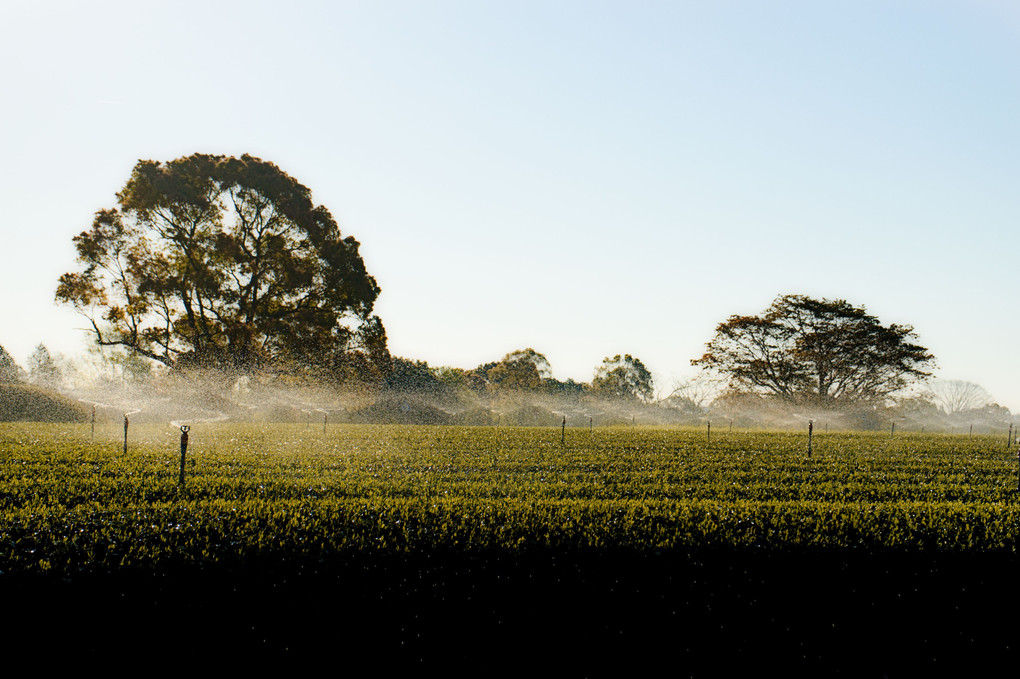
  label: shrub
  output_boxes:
[0,383,89,422]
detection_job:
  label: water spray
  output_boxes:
[170,410,227,429]
[237,402,259,423]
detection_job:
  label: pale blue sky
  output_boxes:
[2,1,1019,407]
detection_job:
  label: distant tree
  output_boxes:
[435,366,488,394]
[592,354,653,401]
[27,344,62,390]
[663,375,722,411]
[544,377,588,396]
[927,380,992,415]
[889,392,943,427]
[503,348,553,380]
[972,402,1012,421]
[55,153,387,381]
[385,357,443,394]
[486,353,543,392]
[693,294,934,406]
[0,345,23,383]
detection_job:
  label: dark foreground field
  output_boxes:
[3,549,1016,675]
[3,423,1018,674]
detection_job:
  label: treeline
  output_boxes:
[354,349,662,427]
[1,340,1015,432]
[384,350,649,400]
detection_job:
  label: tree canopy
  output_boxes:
[385,357,443,394]
[693,294,934,405]
[482,349,549,392]
[592,354,653,401]
[56,153,388,380]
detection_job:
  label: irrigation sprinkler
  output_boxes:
[561,415,566,445]
[808,420,813,458]
[890,422,895,439]
[312,408,329,435]
[179,426,190,486]
[121,409,142,454]
[1008,424,1014,449]
[707,421,711,443]
[90,405,96,440]
[589,416,593,432]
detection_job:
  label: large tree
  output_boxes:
[56,153,388,379]
[693,294,934,405]
[927,379,992,414]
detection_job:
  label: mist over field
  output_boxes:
[19,365,1013,438]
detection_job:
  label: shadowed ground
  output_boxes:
[2,550,1014,675]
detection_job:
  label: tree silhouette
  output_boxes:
[694,294,934,405]
[56,153,387,380]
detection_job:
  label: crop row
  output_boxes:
[2,423,1019,575]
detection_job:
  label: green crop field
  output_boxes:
[2,422,1018,672]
